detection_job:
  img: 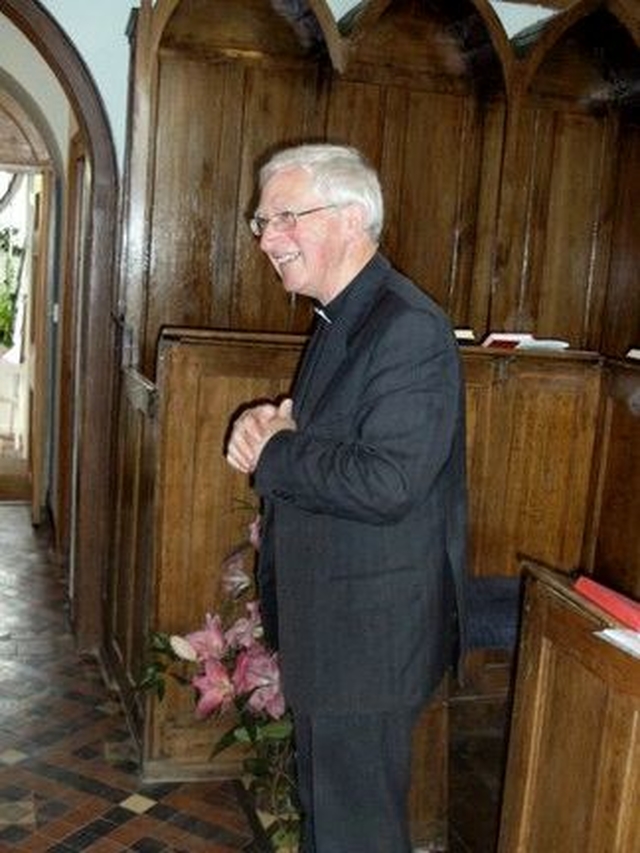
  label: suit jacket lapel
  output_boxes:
[295,321,347,427]
[293,253,390,426]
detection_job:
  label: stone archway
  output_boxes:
[0,0,119,652]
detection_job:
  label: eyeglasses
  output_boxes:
[249,205,337,237]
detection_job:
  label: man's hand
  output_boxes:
[226,398,296,474]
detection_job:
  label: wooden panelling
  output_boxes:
[463,350,602,577]
[144,330,303,776]
[160,0,309,60]
[602,125,640,355]
[490,103,618,343]
[149,59,238,325]
[118,340,610,759]
[382,90,481,315]
[144,58,324,372]
[124,1,640,372]
[462,351,497,575]
[325,78,386,163]
[590,361,640,599]
[230,66,326,334]
[108,369,158,728]
[525,110,615,347]
[499,564,640,852]
[345,0,477,91]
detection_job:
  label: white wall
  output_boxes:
[0,12,69,167]
[490,2,557,38]
[0,1,134,170]
[37,0,134,169]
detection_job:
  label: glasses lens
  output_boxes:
[274,211,297,231]
[250,209,311,237]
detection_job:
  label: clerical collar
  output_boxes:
[313,253,387,326]
[312,281,350,324]
[313,306,332,324]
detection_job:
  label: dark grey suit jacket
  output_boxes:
[254,253,467,715]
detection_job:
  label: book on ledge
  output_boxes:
[574,576,640,630]
[481,332,570,350]
[626,347,640,361]
[481,332,533,349]
[454,328,476,345]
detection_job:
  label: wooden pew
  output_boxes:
[499,560,640,851]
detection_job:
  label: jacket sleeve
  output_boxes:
[253,305,463,525]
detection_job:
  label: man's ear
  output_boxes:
[342,202,367,236]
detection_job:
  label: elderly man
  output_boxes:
[226,143,467,853]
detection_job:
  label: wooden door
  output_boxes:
[27,170,53,525]
[53,132,86,559]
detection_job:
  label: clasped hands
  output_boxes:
[226,398,296,475]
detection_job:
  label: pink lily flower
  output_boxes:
[226,601,263,650]
[186,613,227,661]
[233,646,286,719]
[192,658,235,718]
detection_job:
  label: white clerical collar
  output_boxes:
[313,306,333,324]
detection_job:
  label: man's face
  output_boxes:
[256,166,354,305]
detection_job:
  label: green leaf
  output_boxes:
[255,719,294,741]
[136,663,168,699]
[243,756,269,777]
[149,632,177,656]
[269,819,300,849]
[212,723,249,756]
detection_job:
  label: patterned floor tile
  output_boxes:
[0,504,254,853]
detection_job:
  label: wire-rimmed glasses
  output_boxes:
[249,204,337,237]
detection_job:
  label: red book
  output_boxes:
[574,576,640,630]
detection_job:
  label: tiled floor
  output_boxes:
[0,503,257,853]
[0,502,507,852]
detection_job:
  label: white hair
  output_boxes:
[259,143,384,241]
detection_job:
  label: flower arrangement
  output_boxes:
[139,518,300,852]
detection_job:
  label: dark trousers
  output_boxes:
[293,707,420,853]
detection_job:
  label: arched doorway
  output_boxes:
[0,0,119,653]
[0,76,58,506]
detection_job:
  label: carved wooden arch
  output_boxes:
[308,0,513,81]
[140,0,181,58]
[515,0,640,96]
[467,0,517,91]
[0,83,51,167]
[609,0,640,46]
[0,0,119,652]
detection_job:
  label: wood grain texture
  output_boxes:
[499,564,640,852]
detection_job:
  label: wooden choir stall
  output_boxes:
[107,1,640,849]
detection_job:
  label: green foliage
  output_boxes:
[0,227,21,348]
